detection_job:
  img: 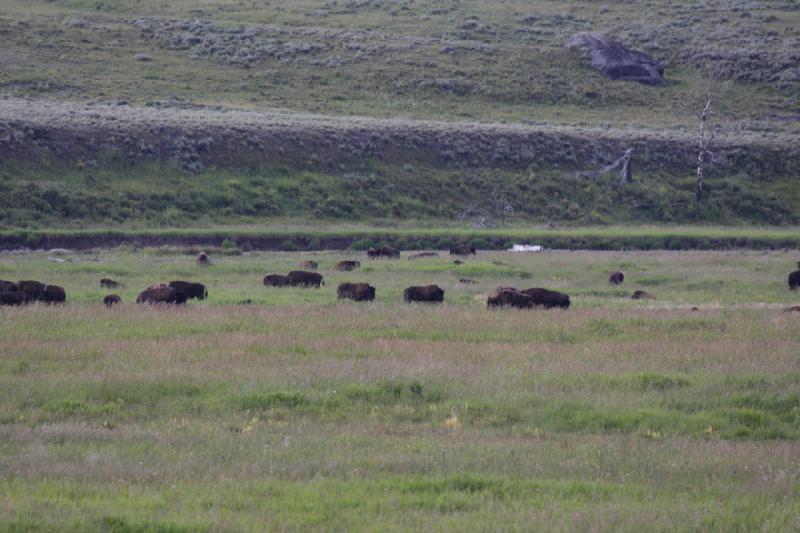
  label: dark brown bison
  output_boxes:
[453,260,464,265]
[103,294,122,307]
[632,290,656,300]
[337,282,376,302]
[450,243,476,256]
[367,245,400,259]
[263,274,291,287]
[169,281,208,300]
[0,280,17,292]
[100,278,122,289]
[487,289,533,309]
[288,270,324,288]
[16,280,46,303]
[136,286,187,305]
[0,291,26,306]
[404,285,444,303]
[609,271,625,285]
[43,285,66,304]
[789,270,800,290]
[409,252,439,260]
[301,261,319,270]
[520,288,571,309]
[785,305,800,313]
[196,252,210,266]
[335,260,361,271]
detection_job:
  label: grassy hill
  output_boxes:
[1,0,799,228]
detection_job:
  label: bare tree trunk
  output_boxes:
[696,96,712,204]
[618,148,633,187]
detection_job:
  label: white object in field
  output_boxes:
[508,244,543,252]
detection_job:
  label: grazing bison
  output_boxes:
[367,245,400,259]
[136,286,187,305]
[450,243,476,256]
[0,280,16,292]
[403,285,444,303]
[288,270,324,288]
[789,270,800,290]
[43,285,66,304]
[632,290,656,300]
[488,289,533,309]
[409,252,439,260]
[100,278,122,289]
[785,305,800,313]
[169,281,208,300]
[16,280,46,303]
[263,274,291,287]
[335,260,361,271]
[301,261,319,270]
[609,271,625,285]
[103,294,122,307]
[337,282,376,302]
[196,252,210,266]
[0,291,26,306]
[520,288,571,309]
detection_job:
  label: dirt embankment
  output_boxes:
[1,98,796,176]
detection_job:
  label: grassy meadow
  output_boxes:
[1,247,799,531]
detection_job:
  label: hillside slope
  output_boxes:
[1,0,798,227]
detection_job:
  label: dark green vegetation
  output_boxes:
[1,0,799,228]
[1,249,800,530]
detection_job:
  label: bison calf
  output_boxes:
[288,271,324,288]
[100,278,123,289]
[337,282,375,302]
[609,271,624,285]
[403,285,444,303]
[103,294,122,307]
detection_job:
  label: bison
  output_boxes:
[632,290,656,300]
[16,280,46,303]
[409,252,439,260]
[103,294,122,307]
[520,288,571,309]
[785,305,800,313]
[0,280,17,292]
[450,243,476,256]
[43,285,66,304]
[337,282,376,302]
[169,281,208,300]
[404,285,444,303]
[136,286,187,305]
[263,274,291,287]
[367,245,400,259]
[335,260,361,271]
[0,291,25,306]
[100,278,123,289]
[196,252,210,266]
[609,271,625,285]
[487,289,533,309]
[789,270,800,290]
[287,270,324,288]
[301,261,319,270]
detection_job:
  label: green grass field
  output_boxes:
[1,248,799,530]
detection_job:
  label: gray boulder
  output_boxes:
[566,33,664,85]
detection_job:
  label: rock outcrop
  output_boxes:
[566,33,664,85]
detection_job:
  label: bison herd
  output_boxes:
[2,253,799,310]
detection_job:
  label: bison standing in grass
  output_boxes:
[288,271,324,288]
[492,287,571,309]
[609,271,625,285]
[104,294,122,307]
[789,269,800,290]
[367,245,400,259]
[16,280,46,303]
[169,281,208,300]
[1,280,17,292]
[136,286,187,305]
[337,282,375,302]
[450,243,476,256]
[263,274,291,287]
[404,285,444,303]
[43,285,66,304]
[0,291,26,306]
